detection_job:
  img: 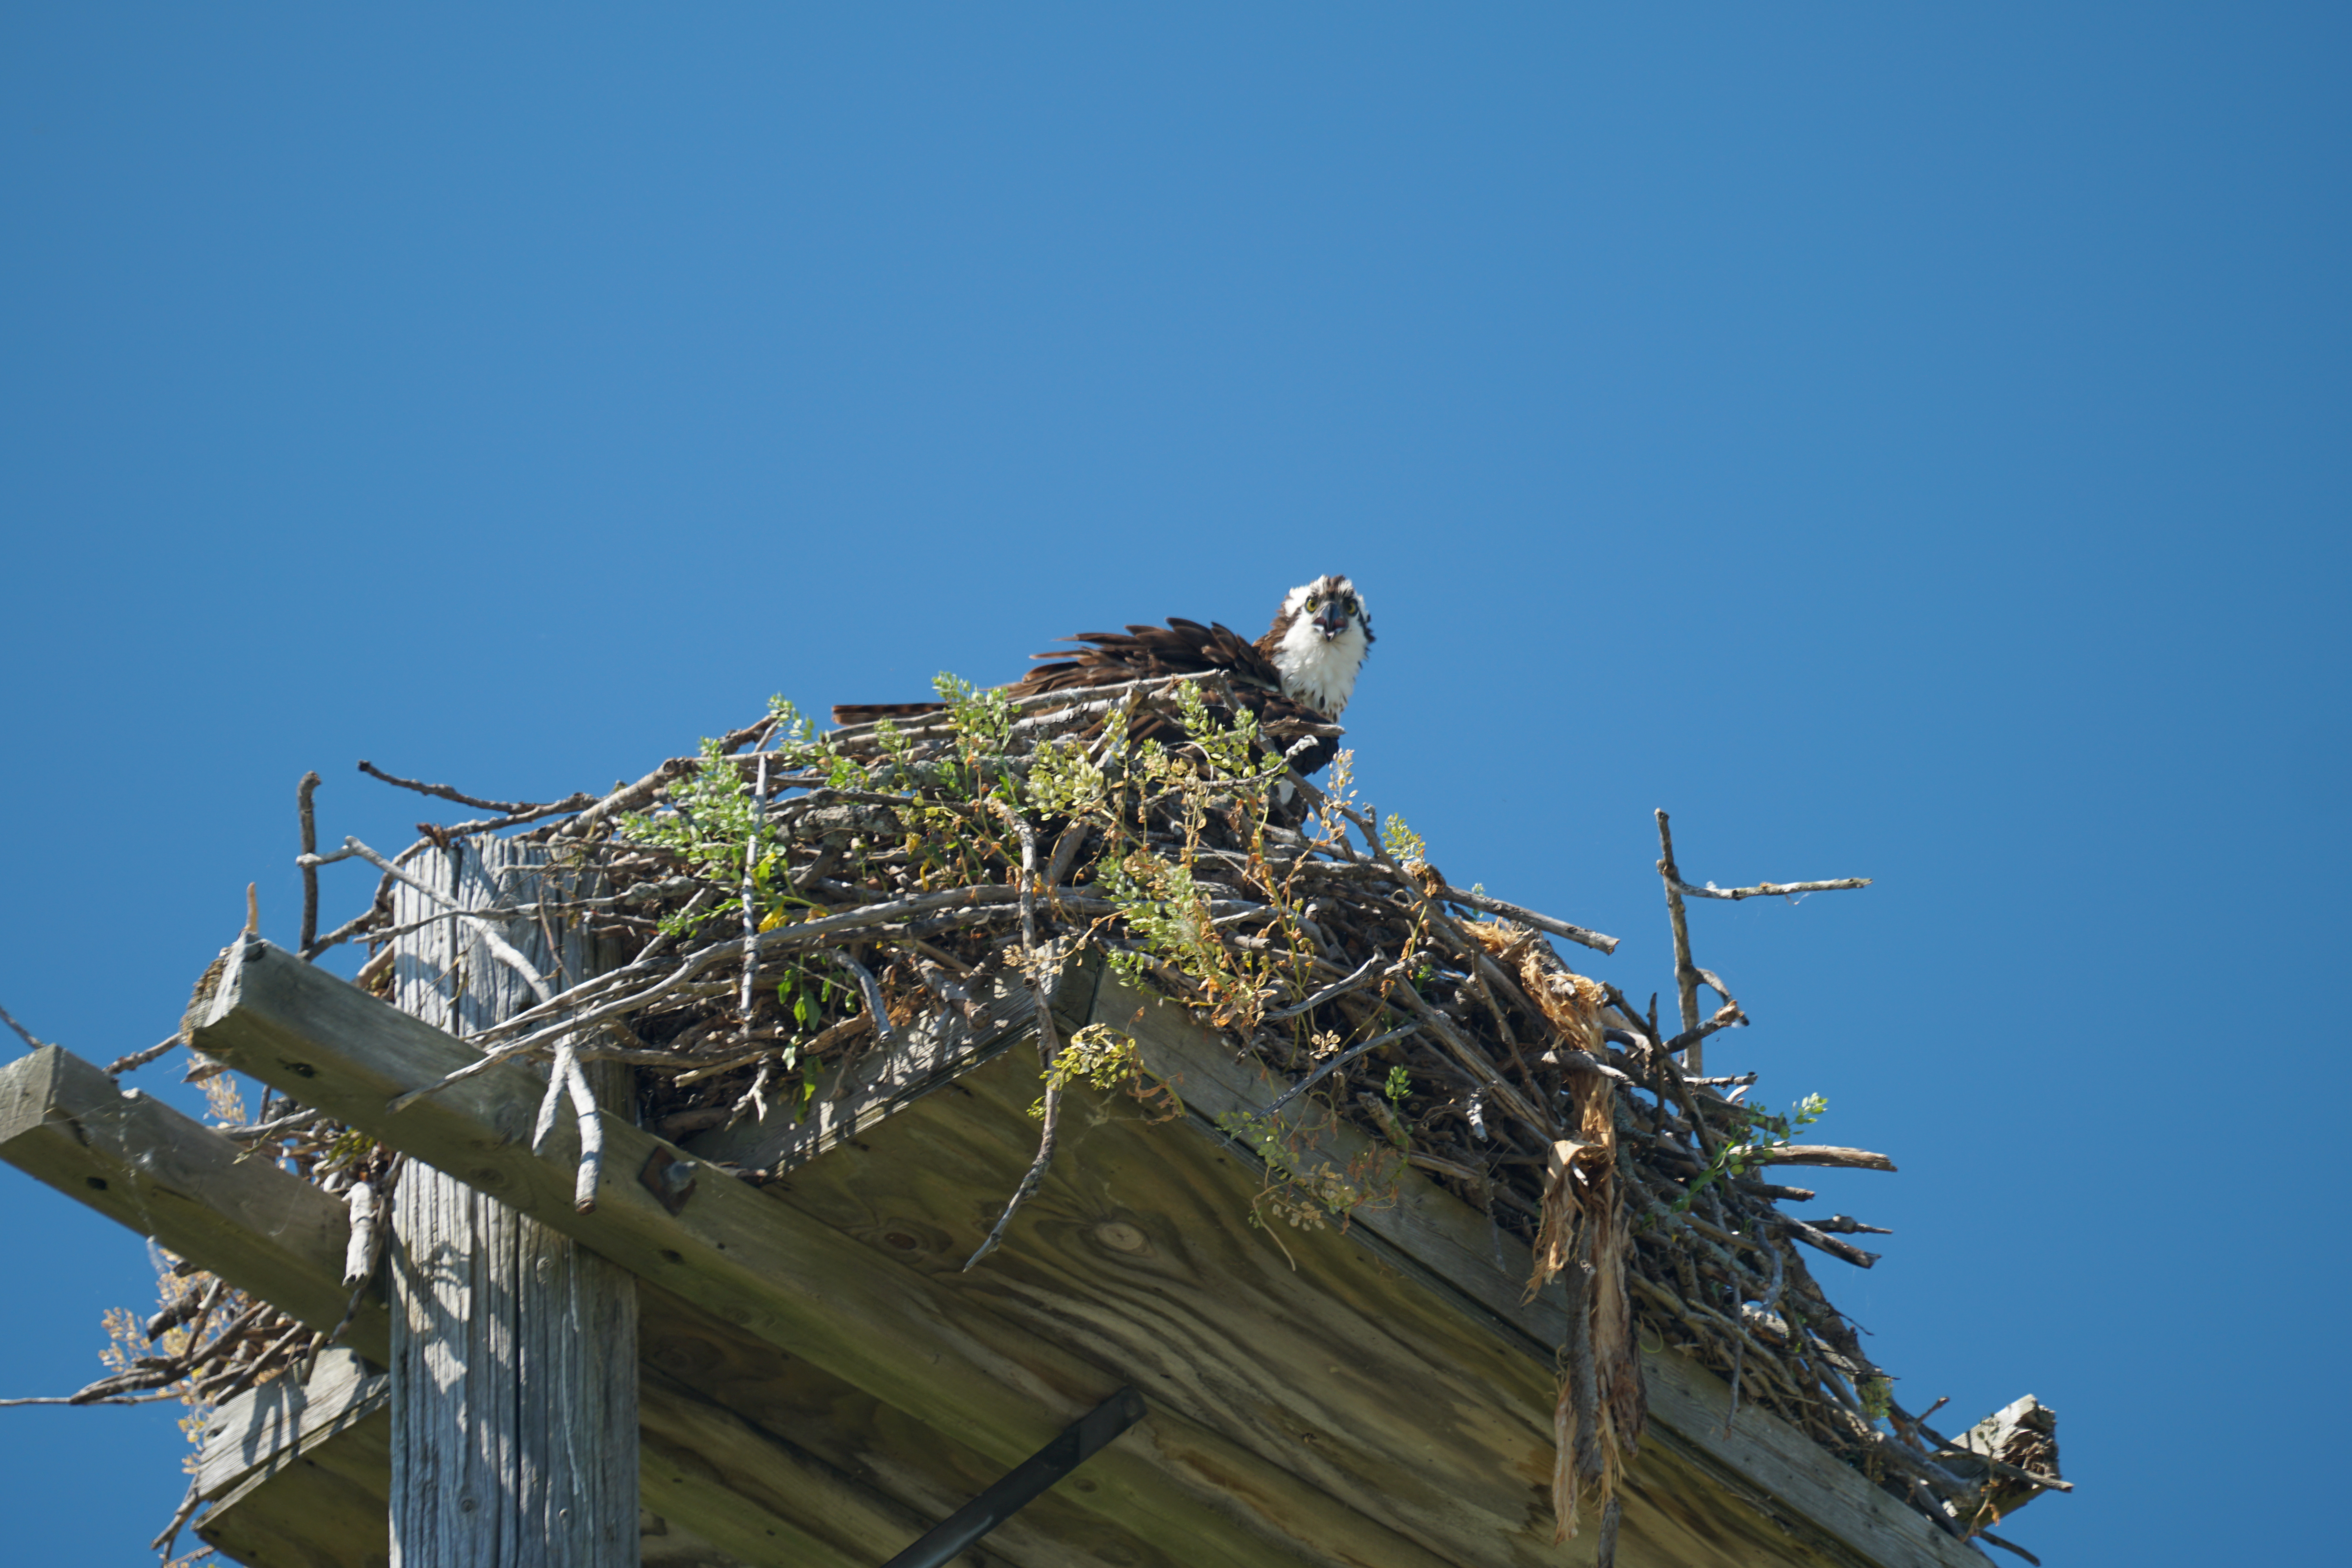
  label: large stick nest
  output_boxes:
[84,673,2056,1562]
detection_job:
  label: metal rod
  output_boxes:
[880,1386,1147,1568]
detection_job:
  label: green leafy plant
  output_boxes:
[1215,1104,1406,1241]
[1673,1093,1830,1212]
[619,737,763,934]
[1381,812,1428,869]
[1029,1025,1183,1121]
[619,699,868,937]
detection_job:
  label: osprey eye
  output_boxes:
[1304,596,1319,612]
[1343,596,1356,613]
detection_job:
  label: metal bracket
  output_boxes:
[638,1146,698,1215]
[880,1385,1147,1568]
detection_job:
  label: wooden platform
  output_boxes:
[2,937,1982,1567]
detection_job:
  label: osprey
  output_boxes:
[832,573,1375,773]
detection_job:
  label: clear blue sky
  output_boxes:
[4,7,2343,1563]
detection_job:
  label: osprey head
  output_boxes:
[1265,573,1374,719]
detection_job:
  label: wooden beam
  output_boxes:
[728,958,1981,1568]
[194,1350,396,1568]
[674,955,1981,1568]
[190,936,1450,1568]
[635,1281,1194,1568]
[0,1043,391,1350]
[198,1348,388,1503]
[193,1356,802,1568]
[682,962,1050,1174]
[0,1043,1015,1568]
[1083,969,1984,1568]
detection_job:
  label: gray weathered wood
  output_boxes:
[388,839,637,1568]
[191,938,1991,1567]
[0,1041,1054,1568]
[190,937,1438,1568]
[683,965,1043,1173]
[196,1355,783,1568]
[201,1417,397,1568]
[199,1348,388,1502]
[1085,968,1983,1568]
[0,1043,390,1350]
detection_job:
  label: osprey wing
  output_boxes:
[1012,618,1282,696]
[831,619,1271,727]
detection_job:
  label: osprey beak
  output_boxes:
[1314,599,1349,639]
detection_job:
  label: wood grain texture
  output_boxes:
[683,964,1043,1174]
[1080,968,1984,1568]
[189,938,1985,1568]
[196,1276,1198,1568]
[198,1349,388,1503]
[638,1280,1191,1568]
[0,1039,1070,1568]
[192,938,1443,1567]
[196,1357,783,1568]
[0,1044,388,1349]
[200,1429,397,1568]
[389,839,639,1568]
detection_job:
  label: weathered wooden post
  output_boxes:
[390,840,637,1567]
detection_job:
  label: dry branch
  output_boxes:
[1672,876,1873,902]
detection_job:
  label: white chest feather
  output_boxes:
[1272,617,1369,718]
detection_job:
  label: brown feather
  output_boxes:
[835,618,1296,739]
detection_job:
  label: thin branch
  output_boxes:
[392,942,759,1107]
[222,1106,328,1144]
[550,715,778,840]
[1437,884,1619,955]
[417,794,603,837]
[315,837,555,1004]
[1976,1530,2043,1566]
[1665,1002,1747,1056]
[297,771,322,955]
[1263,954,1393,1020]
[1654,811,1704,1060]
[0,1001,48,1053]
[823,948,899,1051]
[102,1035,179,1080]
[1723,1227,1787,1433]
[826,670,1218,750]
[560,1046,602,1212]
[1759,1145,1897,1172]
[1259,1024,1421,1119]
[740,751,771,1033]
[149,1479,205,1559]
[1673,875,1872,902]
[302,904,386,960]
[966,804,1062,1270]
[530,1043,572,1156]
[356,760,551,815]
[1388,980,1555,1139]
